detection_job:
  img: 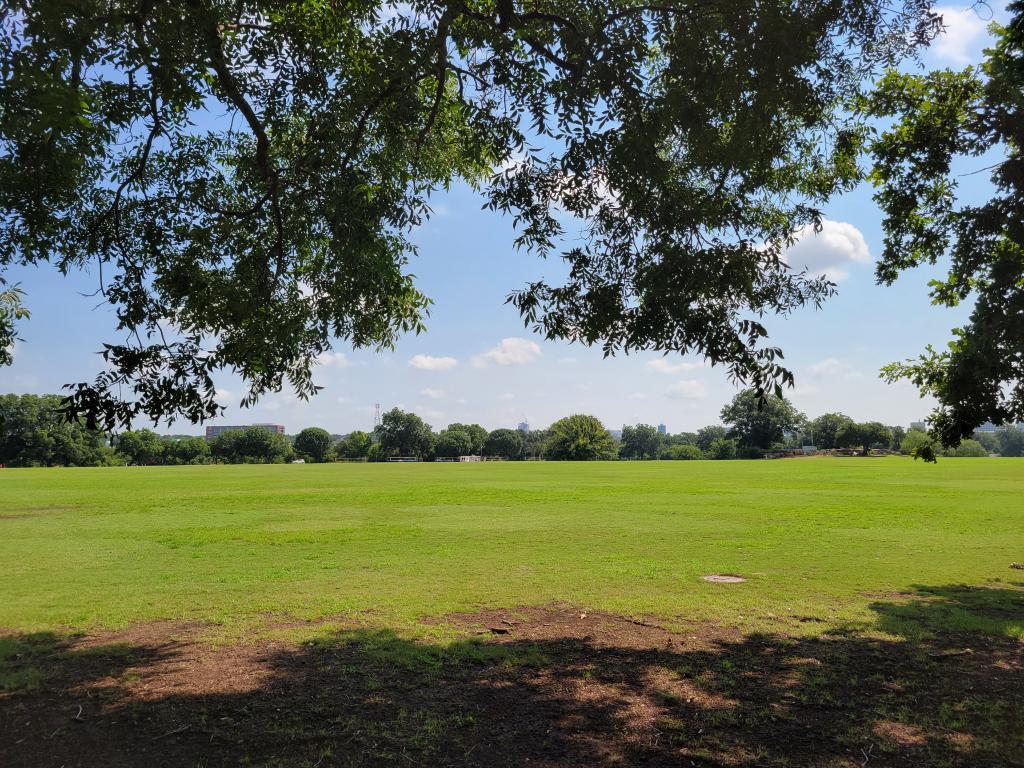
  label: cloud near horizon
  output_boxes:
[666,379,707,400]
[646,358,708,374]
[472,337,542,367]
[316,351,350,368]
[409,354,458,371]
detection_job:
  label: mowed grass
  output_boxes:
[1,458,1021,638]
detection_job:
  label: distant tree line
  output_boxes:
[3,392,1022,468]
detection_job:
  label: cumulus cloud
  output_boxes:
[784,219,870,282]
[808,357,865,381]
[316,351,350,368]
[419,388,444,399]
[472,337,542,367]
[409,354,458,371]
[647,358,708,374]
[666,379,707,400]
[932,5,989,65]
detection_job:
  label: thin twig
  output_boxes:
[151,723,191,741]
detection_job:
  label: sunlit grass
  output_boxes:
[1,458,1021,638]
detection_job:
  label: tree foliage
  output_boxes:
[0,393,115,466]
[721,389,805,450]
[0,0,939,429]
[294,426,332,462]
[163,435,211,465]
[115,428,165,465]
[864,5,1024,447]
[336,430,372,459]
[809,412,854,449]
[434,427,473,457]
[375,408,433,458]
[695,425,727,452]
[620,424,661,459]
[836,420,892,455]
[483,428,524,458]
[445,423,487,454]
[705,437,738,460]
[997,426,1024,457]
[544,414,616,460]
[667,443,702,460]
[210,426,291,463]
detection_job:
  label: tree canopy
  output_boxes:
[864,4,1024,447]
[544,414,616,460]
[620,424,661,459]
[375,408,434,457]
[721,389,805,451]
[294,426,332,462]
[0,0,940,430]
[483,428,524,458]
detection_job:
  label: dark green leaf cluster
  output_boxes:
[0,0,937,428]
[543,413,617,460]
[0,393,116,466]
[720,388,804,450]
[865,3,1024,447]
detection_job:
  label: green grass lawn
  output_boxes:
[2,457,1021,639]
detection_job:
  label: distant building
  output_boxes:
[205,423,285,439]
[517,420,529,433]
[657,423,667,435]
[909,421,927,432]
[608,429,623,441]
[975,421,1023,433]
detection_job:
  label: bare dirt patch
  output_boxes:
[702,574,746,584]
[0,505,75,520]
[2,598,1022,767]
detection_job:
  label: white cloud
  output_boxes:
[409,354,458,371]
[497,392,515,401]
[932,5,989,65]
[784,219,870,282]
[627,392,647,400]
[419,387,444,399]
[316,351,350,368]
[666,379,707,400]
[418,407,445,423]
[808,358,865,381]
[472,337,542,367]
[646,358,708,374]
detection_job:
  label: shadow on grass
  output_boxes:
[2,585,1022,767]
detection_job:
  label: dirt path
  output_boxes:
[2,605,1022,767]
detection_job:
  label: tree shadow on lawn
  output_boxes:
[1,585,1022,768]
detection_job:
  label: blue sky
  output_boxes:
[1,3,1008,435]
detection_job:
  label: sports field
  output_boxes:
[2,458,1022,766]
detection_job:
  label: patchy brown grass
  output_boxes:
[1,596,1022,768]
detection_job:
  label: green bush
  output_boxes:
[668,444,703,460]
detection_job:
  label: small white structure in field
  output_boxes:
[458,455,482,462]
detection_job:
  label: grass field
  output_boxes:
[2,458,1022,767]
[1,457,1022,637]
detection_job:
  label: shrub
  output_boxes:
[953,439,988,457]
[668,444,702,460]
[705,438,737,460]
